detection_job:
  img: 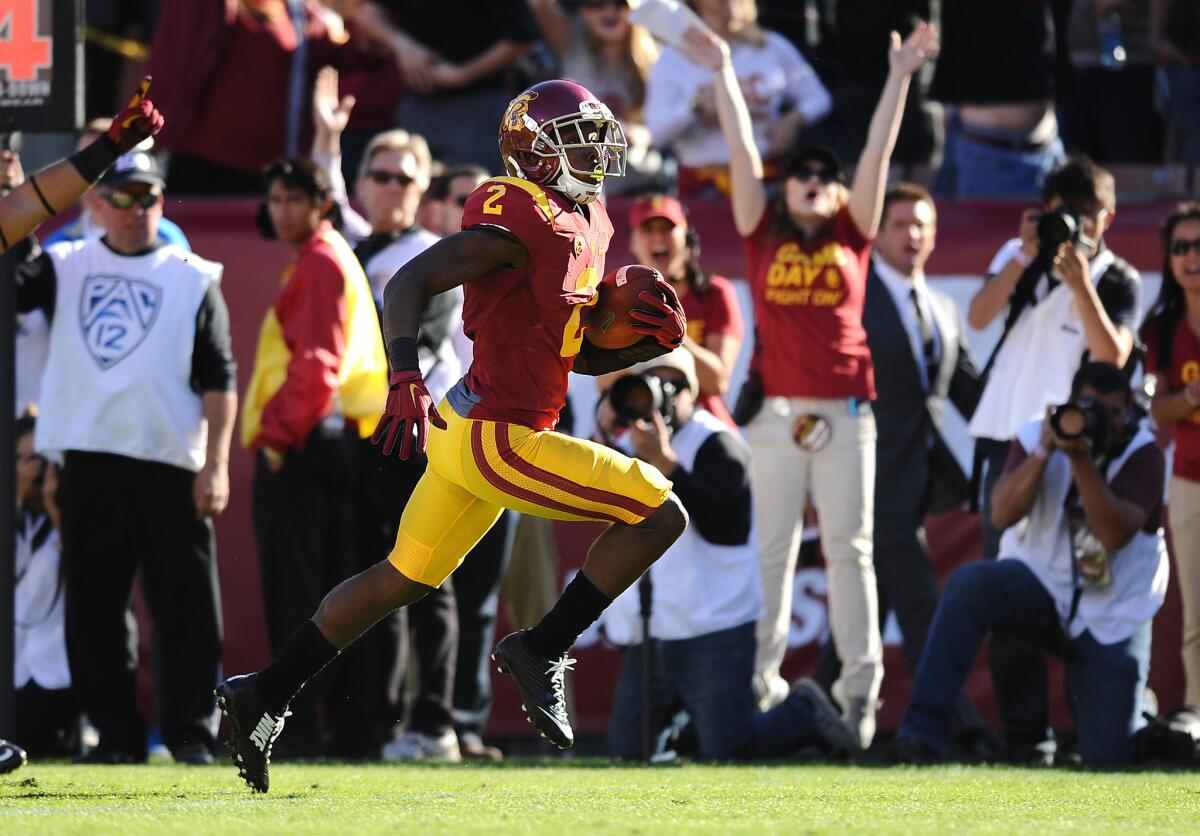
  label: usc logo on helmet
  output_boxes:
[503,91,538,134]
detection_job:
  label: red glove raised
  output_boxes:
[629,274,687,349]
[371,370,448,459]
[107,76,165,152]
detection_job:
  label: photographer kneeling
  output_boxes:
[598,348,854,761]
[894,362,1168,767]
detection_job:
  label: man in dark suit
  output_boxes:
[815,183,987,749]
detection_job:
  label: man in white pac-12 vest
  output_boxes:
[14,149,237,765]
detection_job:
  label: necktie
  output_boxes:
[910,286,939,391]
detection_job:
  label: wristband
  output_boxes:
[1031,443,1049,460]
[1012,248,1034,269]
[387,336,420,372]
[68,135,121,184]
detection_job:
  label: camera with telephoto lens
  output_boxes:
[1037,204,1082,248]
[610,372,681,430]
[1050,398,1113,453]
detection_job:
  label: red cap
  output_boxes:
[628,195,688,230]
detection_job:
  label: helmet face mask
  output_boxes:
[500,81,627,204]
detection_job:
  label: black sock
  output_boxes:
[524,571,612,659]
[254,621,340,715]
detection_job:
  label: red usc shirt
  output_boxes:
[460,177,612,430]
[1145,317,1200,481]
[681,274,743,427]
[741,206,874,400]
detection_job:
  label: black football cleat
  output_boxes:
[491,631,575,749]
[215,674,288,793]
[789,679,861,759]
[0,739,27,774]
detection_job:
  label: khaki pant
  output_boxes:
[1170,476,1200,706]
[501,514,560,630]
[746,396,882,704]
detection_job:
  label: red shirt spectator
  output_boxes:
[147,0,376,193]
[742,204,873,400]
[1144,312,1200,481]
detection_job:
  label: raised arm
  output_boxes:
[848,24,939,239]
[0,77,162,252]
[527,0,573,57]
[681,27,766,237]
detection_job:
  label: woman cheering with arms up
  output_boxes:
[687,21,939,748]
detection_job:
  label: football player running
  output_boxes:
[217,80,689,792]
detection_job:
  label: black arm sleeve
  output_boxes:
[191,282,237,394]
[12,248,55,319]
[668,430,752,546]
[1095,259,1140,329]
[572,335,670,376]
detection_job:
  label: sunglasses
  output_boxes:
[580,0,627,8]
[1170,238,1200,257]
[788,165,837,184]
[103,190,161,209]
[368,170,415,187]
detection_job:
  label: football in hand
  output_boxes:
[585,264,667,350]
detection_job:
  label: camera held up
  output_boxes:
[1036,205,1081,249]
[1049,398,1113,453]
[610,372,682,430]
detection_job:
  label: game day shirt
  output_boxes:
[1144,317,1200,482]
[455,177,612,430]
[741,205,874,399]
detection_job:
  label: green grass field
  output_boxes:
[3,761,1199,834]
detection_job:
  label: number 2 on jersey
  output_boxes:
[482,184,506,215]
[559,268,600,357]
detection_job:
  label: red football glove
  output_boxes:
[107,76,165,152]
[629,274,687,349]
[371,370,447,459]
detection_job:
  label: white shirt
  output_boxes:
[968,239,1121,441]
[358,230,465,403]
[873,256,942,391]
[14,512,69,691]
[602,410,764,643]
[36,240,222,471]
[999,418,1169,644]
[645,32,832,168]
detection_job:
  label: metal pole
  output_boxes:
[638,574,652,762]
[0,238,17,739]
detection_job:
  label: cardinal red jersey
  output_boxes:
[457,176,612,430]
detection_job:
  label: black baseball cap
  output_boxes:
[101,149,164,189]
[784,143,846,184]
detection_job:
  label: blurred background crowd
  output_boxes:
[7,0,1200,769]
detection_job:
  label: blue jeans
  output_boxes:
[938,114,1065,198]
[607,622,820,761]
[898,560,1151,766]
[1162,66,1200,164]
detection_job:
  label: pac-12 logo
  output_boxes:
[80,275,162,369]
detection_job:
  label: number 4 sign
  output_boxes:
[0,0,52,82]
[0,0,81,131]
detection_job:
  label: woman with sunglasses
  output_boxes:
[1140,202,1200,711]
[645,0,831,198]
[691,20,939,748]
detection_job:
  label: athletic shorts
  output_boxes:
[388,400,672,587]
